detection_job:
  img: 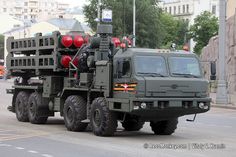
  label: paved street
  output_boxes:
[0,80,235,157]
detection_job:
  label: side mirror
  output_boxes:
[210,61,216,80]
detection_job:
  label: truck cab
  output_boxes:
[109,48,210,122]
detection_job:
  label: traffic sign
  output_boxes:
[102,9,112,22]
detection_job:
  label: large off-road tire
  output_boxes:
[122,119,145,131]
[90,97,117,136]
[63,95,88,131]
[150,118,178,135]
[28,92,48,124]
[15,91,30,122]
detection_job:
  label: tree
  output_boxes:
[0,35,4,59]
[160,13,189,49]
[83,0,164,48]
[189,11,218,55]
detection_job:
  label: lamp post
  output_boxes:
[133,0,136,47]
[97,0,101,27]
[216,0,228,104]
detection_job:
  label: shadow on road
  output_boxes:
[46,118,64,125]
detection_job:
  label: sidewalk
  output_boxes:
[210,93,236,110]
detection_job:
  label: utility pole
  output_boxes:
[216,0,228,104]
[133,0,136,47]
[97,0,101,27]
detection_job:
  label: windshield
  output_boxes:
[169,57,201,77]
[135,56,167,76]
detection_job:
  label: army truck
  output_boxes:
[6,24,211,136]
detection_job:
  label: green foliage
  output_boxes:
[160,13,189,49]
[189,11,218,55]
[84,0,164,48]
[0,34,4,59]
[83,0,188,48]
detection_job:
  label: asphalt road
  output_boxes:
[0,79,235,157]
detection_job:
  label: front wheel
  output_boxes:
[63,95,88,132]
[90,97,117,136]
[150,118,178,135]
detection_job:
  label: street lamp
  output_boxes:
[216,0,228,104]
[133,0,136,47]
[97,0,101,27]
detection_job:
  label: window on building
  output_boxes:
[24,2,28,6]
[165,7,167,12]
[174,6,176,14]
[24,15,27,19]
[187,4,189,13]
[169,6,172,14]
[183,5,185,13]
[3,8,7,12]
[178,6,181,14]
[212,5,216,15]
[24,9,27,13]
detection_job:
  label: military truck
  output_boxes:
[6,24,211,136]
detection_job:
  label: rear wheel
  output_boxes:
[63,95,88,131]
[122,119,144,131]
[150,118,178,135]
[90,97,117,136]
[15,91,30,122]
[28,92,48,124]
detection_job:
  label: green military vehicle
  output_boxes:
[6,24,211,136]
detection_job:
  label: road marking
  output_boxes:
[222,125,232,128]
[0,133,17,136]
[42,154,54,157]
[15,147,25,150]
[28,150,38,154]
[0,132,50,142]
[0,130,14,133]
[0,144,12,147]
[0,142,53,157]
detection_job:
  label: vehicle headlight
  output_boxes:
[140,102,147,109]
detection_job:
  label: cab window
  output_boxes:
[116,59,131,78]
[169,57,201,77]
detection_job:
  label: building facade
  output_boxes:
[227,0,236,19]
[161,0,219,52]
[162,0,219,25]
[0,0,69,22]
